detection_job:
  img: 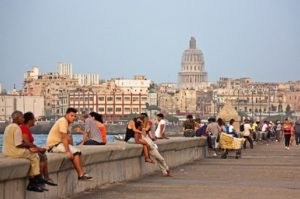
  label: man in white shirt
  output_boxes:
[154,113,168,139]
[242,119,253,149]
[260,121,269,141]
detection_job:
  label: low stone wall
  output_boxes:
[0,137,207,199]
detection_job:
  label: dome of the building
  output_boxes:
[178,37,208,90]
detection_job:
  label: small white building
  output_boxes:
[57,62,73,77]
[0,95,44,121]
[114,76,151,94]
[73,73,99,86]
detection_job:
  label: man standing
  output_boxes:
[155,113,168,139]
[242,119,253,149]
[3,111,44,192]
[294,120,300,145]
[46,108,92,180]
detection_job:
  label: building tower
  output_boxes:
[178,37,208,90]
[57,62,73,77]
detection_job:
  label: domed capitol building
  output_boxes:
[178,37,208,90]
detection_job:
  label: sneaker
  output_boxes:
[285,146,288,150]
[27,183,44,192]
[287,147,290,150]
[213,152,217,157]
[78,174,93,181]
[44,178,58,186]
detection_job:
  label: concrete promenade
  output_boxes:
[72,141,300,199]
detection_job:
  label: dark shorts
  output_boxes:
[83,139,105,145]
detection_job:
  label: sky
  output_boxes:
[0,0,300,91]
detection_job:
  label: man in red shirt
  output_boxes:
[20,112,57,186]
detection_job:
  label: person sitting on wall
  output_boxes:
[75,113,104,145]
[125,116,154,163]
[140,113,156,141]
[46,108,92,181]
[154,113,168,139]
[92,112,107,145]
[136,118,172,177]
[3,111,45,192]
[182,114,196,137]
[20,112,57,186]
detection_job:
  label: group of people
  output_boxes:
[183,115,256,155]
[124,113,171,176]
[2,108,172,193]
[182,114,300,153]
[251,119,300,150]
[2,108,109,192]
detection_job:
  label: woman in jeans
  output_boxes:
[283,120,294,150]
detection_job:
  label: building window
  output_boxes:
[99,97,105,101]
[89,97,93,101]
[98,107,105,112]
[141,97,147,101]
[116,107,122,112]
[116,97,122,101]
[107,97,113,101]
[107,107,113,112]
[124,108,131,112]
[133,97,139,102]
[124,97,131,101]
[132,108,139,113]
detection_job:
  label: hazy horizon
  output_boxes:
[1,0,300,91]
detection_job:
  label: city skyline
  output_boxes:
[1,0,300,90]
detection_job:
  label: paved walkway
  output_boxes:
[71,141,300,199]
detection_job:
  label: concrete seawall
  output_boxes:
[0,137,206,199]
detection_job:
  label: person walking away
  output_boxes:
[242,119,253,149]
[283,119,294,150]
[3,111,45,192]
[294,120,300,145]
[275,120,282,142]
[20,112,57,186]
[206,117,220,156]
[46,108,92,180]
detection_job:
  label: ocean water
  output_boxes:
[0,134,118,152]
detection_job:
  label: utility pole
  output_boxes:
[259,89,262,122]
[237,89,240,113]
[268,87,271,120]
[251,89,254,119]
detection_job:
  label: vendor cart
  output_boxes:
[219,132,245,159]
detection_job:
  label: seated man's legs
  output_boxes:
[149,148,170,176]
[50,143,85,178]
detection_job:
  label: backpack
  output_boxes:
[240,124,244,132]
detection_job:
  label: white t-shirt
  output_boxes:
[262,124,268,132]
[155,119,166,138]
[243,123,252,136]
[229,125,234,133]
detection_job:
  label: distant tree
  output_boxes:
[285,104,292,117]
[165,115,179,123]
